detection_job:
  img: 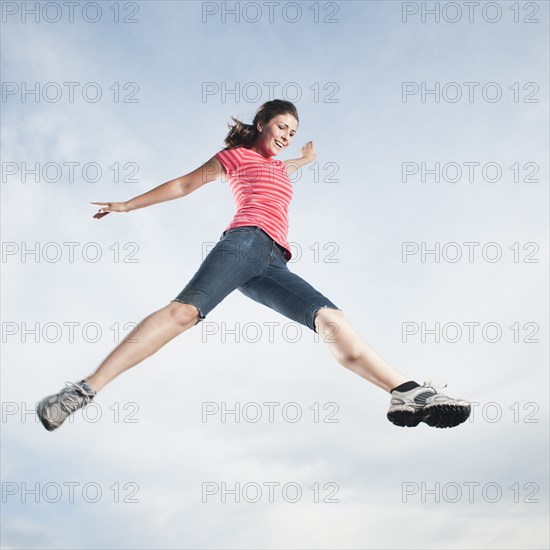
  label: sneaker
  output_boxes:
[36,380,96,431]
[387,381,471,428]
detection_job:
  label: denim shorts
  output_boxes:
[171,225,340,332]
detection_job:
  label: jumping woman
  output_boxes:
[36,99,471,431]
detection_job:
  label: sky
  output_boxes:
[1,1,549,548]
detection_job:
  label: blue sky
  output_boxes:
[1,1,548,548]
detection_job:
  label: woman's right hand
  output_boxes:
[90,201,130,220]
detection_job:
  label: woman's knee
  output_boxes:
[167,300,201,327]
[314,306,344,334]
[314,308,363,364]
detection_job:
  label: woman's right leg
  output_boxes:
[37,301,200,431]
[37,227,270,431]
[85,301,200,392]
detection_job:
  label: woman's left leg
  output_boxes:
[313,307,409,392]
[236,234,410,392]
[239,235,470,427]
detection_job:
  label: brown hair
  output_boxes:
[223,99,299,148]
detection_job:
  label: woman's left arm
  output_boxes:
[284,141,316,176]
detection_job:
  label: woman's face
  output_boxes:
[252,113,298,157]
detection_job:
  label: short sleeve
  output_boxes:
[215,147,245,175]
[275,159,287,173]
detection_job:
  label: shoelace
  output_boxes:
[421,380,448,396]
[58,381,94,414]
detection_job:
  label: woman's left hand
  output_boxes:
[301,141,316,163]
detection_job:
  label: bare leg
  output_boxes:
[314,308,410,392]
[84,302,200,392]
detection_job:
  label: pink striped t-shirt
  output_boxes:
[215,146,293,260]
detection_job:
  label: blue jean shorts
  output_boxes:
[171,226,340,332]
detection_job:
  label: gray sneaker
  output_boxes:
[387,381,471,428]
[36,380,96,431]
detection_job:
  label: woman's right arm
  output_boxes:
[90,155,225,219]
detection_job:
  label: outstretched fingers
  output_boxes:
[90,202,112,219]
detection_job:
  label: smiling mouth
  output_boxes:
[274,140,284,149]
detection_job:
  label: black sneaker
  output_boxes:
[36,380,96,431]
